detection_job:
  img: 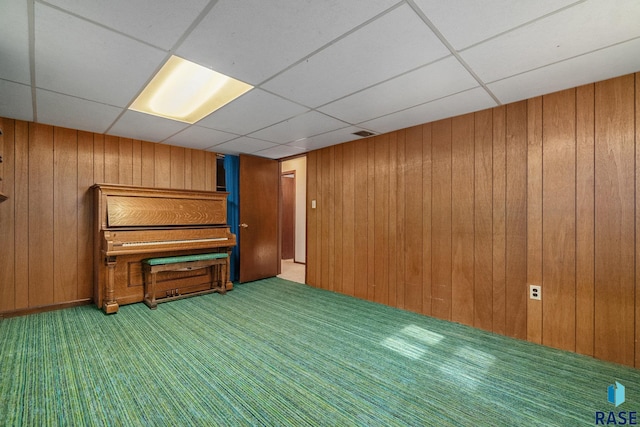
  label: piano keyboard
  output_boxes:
[117,237,228,247]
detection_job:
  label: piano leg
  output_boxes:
[103,255,120,314]
[143,267,158,309]
[224,249,234,290]
[217,263,226,294]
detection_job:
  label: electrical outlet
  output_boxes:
[529,285,541,300]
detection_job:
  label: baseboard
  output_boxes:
[0,299,93,319]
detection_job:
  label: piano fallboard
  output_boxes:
[103,227,236,256]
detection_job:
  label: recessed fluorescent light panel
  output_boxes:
[130,55,253,124]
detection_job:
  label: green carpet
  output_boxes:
[1,278,638,426]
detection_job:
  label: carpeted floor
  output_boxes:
[1,278,638,426]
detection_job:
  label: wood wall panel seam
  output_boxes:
[526,97,543,344]
[575,84,595,357]
[405,126,423,313]
[422,124,432,316]
[542,90,577,351]
[474,109,494,332]
[14,121,29,309]
[492,106,507,336]
[0,119,16,310]
[635,72,640,368]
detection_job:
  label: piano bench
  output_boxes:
[142,253,229,309]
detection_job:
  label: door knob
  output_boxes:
[240,223,249,228]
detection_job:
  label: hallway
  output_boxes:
[277,259,305,284]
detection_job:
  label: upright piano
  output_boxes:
[92,184,236,314]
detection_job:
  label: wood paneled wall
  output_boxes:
[307,72,640,368]
[0,119,218,314]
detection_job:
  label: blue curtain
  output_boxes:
[224,155,240,282]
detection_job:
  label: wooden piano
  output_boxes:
[92,184,236,314]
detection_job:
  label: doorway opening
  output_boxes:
[278,157,306,283]
[281,171,295,260]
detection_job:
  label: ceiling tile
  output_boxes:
[489,38,640,104]
[360,87,496,134]
[413,0,579,50]
[460,0,640,83]
[287,126,369,151]
[164,125,238,150]
[36,89,123,134]
[0,0,30,84]
[109,110,189,142]
[210,137,279,155]
[42,0,209,50]
[263,4,450,108]
[319,56,478,124]
[35,3,166,107]
[177,0,399,85]
[196,89,308,135]
[254,145,307,160]
[249,111,349,144]
[0,80,33,122]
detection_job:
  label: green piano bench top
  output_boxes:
[144,252,228,266]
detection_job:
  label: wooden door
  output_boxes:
[281,172,295,260]
[239,154,279,282]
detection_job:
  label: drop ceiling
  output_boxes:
[1,0,639,159]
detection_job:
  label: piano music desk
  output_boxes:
[143,253,228,309]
